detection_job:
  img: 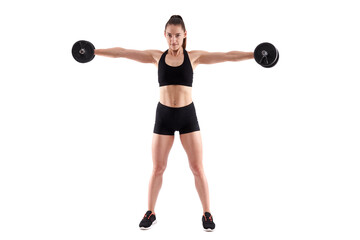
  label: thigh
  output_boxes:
[179,131,203,169]
[152,133,175,169]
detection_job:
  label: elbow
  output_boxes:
[110,47,124,58]
[227,51,240,62]
[113,47,123,58]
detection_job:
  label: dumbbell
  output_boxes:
[254,42,279,68]
[72,40,96,63]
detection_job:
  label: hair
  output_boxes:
[164,15,187,49]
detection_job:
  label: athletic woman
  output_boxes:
[94,15,254,231]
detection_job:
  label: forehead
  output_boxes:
[165,24,184,34]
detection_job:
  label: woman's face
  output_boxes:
[164,24,187,51]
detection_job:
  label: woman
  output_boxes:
[94,15,254,231]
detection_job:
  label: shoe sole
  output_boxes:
[139,220,157,230]
[203,227,215,232]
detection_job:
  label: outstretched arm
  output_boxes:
[191,50,254,65]
[94,48,161,64]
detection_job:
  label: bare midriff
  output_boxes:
[159,85,192,107]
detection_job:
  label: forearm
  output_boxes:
[94,47,124,58]
[228,51,254,61]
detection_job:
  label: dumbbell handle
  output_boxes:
[79,49,86,55]
[260,51,269,65]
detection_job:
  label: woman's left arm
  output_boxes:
[191,50,254,65]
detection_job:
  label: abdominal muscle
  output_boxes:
[159,85,192,107]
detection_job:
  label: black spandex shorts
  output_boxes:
[153,101,200,135]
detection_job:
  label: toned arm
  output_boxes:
[191,50,254,65]
[95,48,162,64]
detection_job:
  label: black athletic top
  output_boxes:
[158,49,193,87]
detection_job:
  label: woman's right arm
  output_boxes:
[94,48,162,64]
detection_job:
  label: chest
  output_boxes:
[165,54,184,67]
[157,52,198,70]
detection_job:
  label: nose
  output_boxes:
[170,36,177,43]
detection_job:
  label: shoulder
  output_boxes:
[188,50,207,63]
[144,49,164,58]
[188,50,207,57]
[144,49,164,63]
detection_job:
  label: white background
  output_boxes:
[1,0,359,239]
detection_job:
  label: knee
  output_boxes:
[189,164,204,176]
[152,165,167,176]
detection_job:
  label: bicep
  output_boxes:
[121,49,160,64]
[195,51,230,65]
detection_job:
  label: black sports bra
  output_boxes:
[158,49,193,87]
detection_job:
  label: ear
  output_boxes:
[184,31,187,38]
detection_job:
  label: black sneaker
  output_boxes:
[202,212,215,231]
[139,210,157,230]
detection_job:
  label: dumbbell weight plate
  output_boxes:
[266,50,279,68]
[260,47,279,68]
[254,42,279,68]
[72,40,95,63]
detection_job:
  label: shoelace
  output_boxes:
[203,214,213,222]
[143,212,154,220]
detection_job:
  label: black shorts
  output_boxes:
[153,101,200,135]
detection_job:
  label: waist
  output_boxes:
[158,101,194,109]
[159,85,192,107]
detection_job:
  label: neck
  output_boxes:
[168,47,183,56]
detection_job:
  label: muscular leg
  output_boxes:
[148,133,175,213]
[180,131,211,213]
